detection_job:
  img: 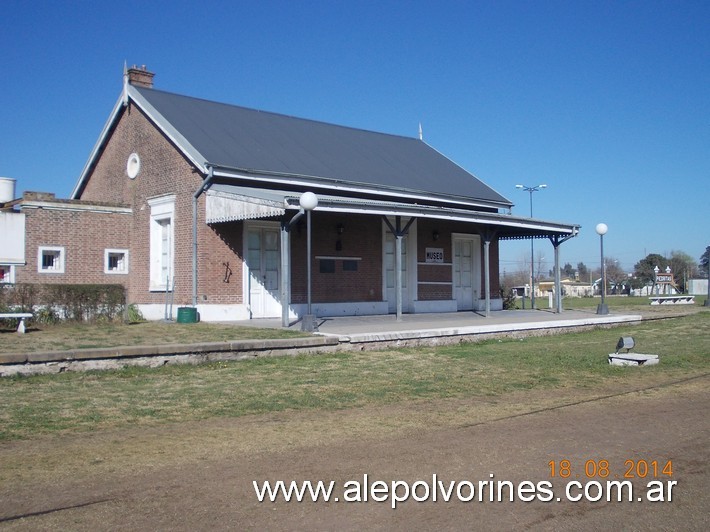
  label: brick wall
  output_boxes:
[291,212,382,303]
[78,102,244,306]
[16,206,131,285]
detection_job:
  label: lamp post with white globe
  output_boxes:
[299,192,318,331]
[596,223,609,315]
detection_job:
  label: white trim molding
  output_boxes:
[104,249,129,274]
[38,246,65,274]
[148,195,176,291]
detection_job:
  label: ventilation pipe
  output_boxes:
[193,166,214,307]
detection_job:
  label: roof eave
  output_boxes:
[128,85,207,173]
[210,165,512,212]
[71,95,125,199]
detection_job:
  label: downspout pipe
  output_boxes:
[193,165,214,307]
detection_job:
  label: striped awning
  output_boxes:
[205,188,286,223]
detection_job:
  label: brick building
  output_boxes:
[1,188,131,288]
[2,66,580,323]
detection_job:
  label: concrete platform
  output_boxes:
[1,310,644,376]
[241,309,644,345]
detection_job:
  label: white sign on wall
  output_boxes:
[425,247,444,263]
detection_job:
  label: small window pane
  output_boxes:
[343,260,358,272]
[105,250,128,273]
[39,248,64,273]
[0,265,12,283]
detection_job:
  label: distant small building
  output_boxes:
[537,279,593,298]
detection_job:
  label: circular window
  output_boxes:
[126,153,141,179]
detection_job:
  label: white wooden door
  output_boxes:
[385,232,410,312]
[453,235,480,310]
[246,224,281,318]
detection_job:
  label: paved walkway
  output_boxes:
[238,309,643,343]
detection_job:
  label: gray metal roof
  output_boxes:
[133,87,512,209]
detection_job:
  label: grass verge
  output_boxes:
[1,312,707,442]
[0,320,308,354]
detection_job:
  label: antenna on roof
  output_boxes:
[418,122,423,141]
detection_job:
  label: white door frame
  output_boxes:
[452,233,481,311]
[244,221,282,318]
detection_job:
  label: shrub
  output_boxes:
[499,284,517,310]
[127,303,146,323]
[35,305,59,325]
[1,283,126,323]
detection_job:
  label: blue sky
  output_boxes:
[2,0,708,273]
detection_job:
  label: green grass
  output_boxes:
[513,294,708,311]
[563,295,708,309]
[0,320,308,354]
[1,311,707,441]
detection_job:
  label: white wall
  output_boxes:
[688,279,708,295]
[0,211,26,264]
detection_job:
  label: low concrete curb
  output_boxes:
[0,336,341,377]
[0,314,645,376]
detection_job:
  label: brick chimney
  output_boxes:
[126,65,155,88]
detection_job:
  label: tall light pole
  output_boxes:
[596,222,609,315]
[299,192,318,331]
[516,184,547,309]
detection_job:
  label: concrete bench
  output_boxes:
[0,313,34,334]
[608,353,659,366]
[649,295,695,305]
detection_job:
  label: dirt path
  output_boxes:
[1,376,708,531]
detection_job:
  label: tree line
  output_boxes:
[561,247,709,292]
[503,247,709,294]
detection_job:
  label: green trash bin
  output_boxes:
[176,307,198,323]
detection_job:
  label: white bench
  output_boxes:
[608,353,659,366]
[649,295,695,305]
[0,313,34,334]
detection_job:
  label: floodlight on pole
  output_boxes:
[299,192,318,331]
[516,184,547,309]
[596,222,609,315]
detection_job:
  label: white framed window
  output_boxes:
[38,246,65,273]
[0,264,15,284]
[104,249,129,274]
[148,195,175,291]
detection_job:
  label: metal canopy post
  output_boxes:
[280,222,290,327]
[280,210,306,327]
[482,230,496,318]
[554,243,561,313]
[192,166,214,307]
[484,239,491,317]
[382,216,415,322]
[548,232,578,314]
[395,229,402,320]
